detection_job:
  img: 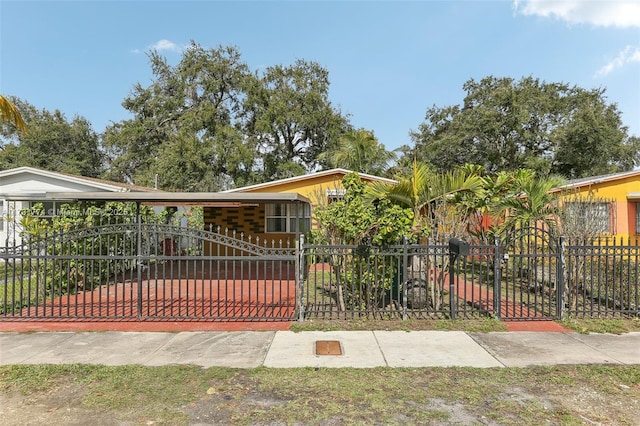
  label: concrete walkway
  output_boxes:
[1,330,638,368]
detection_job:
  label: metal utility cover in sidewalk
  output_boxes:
[315,340,343,355]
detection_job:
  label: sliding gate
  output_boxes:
[1,222,297,321]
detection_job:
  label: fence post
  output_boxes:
[297,233,305,322]
[402,236,408,321]
[136,203,143,319]
[493,236,501,319]
[557,236,566,319]
[449,251,456,320]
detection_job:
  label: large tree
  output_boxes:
[244,59,348,180]
[409,76,639,178]
[102,42,258,190]
[0,97,103,176]
[552,88,640,178]
[104,44,348,189]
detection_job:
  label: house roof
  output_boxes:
[223,168,397,193]
[552,169,640,192]
[46,191,311,206]
[0,166,158,195]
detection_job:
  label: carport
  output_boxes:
[1,191,311,322]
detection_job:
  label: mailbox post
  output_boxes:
[448,238,469,319]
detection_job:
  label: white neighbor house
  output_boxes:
[0,167,156,248]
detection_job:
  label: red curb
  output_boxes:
[0,321,292,333]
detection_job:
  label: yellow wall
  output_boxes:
[203,171,392,249]
[231,171,393,230]
[558,174,639,243]
[235,172,350,207]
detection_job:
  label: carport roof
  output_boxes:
[45,191,311,205]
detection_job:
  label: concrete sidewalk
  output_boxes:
[1,331,638,368]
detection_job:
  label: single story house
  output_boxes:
[551,169,640,243]
[217,168,397,245]
[0,166,157,248]
[2,167,368,253]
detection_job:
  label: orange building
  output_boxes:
[551,169,640,243]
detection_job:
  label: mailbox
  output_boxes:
[448,237,469,256]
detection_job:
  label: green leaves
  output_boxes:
[246,59,348,180]
[411,76,637,178]
[317,128,395,175]
[314,172,414,246]
[0,97,103,177]
[101,45,349,189]
[367,160,484,238]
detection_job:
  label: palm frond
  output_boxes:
[0,95,28,133]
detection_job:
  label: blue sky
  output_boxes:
[1,0,639,152]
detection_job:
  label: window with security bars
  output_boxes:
[265,203,311,233]
[564,201,613,234]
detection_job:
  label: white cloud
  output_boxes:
[595,45,640,76]
[513,0,640,28]
[149,39,181,52]
[131,39,183,55]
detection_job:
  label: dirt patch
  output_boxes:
[181,388,293,425]
[3,385,635,426]
[0,384,132,426]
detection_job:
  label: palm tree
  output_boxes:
[319,128,395,175]
[490,170,564,235]
[0,95,28,133]
[366,159,484,309]
[368,163,562,310]
[367,159,484,237]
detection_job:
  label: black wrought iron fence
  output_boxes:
[299,239,492,320]
[1,219,297,321]
[565,237,639,318]
[2,220,638,322]
[300,235,640,321]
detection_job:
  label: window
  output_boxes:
[636,203,640,235]
[327,189,345,204]
[565,201,613,234]
[265,203,311,233]
[29,201,59,218]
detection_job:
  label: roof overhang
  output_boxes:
[1,192,49,201]
[0,166,149,193]
[223,168,397,193]
[44,191,311,206]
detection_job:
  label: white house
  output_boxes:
[0,167,157,248]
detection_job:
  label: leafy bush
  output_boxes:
[16,202,159,298]
[313,173,413,310]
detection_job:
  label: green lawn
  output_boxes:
[1,364,638,425]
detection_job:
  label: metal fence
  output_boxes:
[2,220,638,322]
[1,219,297,321]
[565,240,639,318]
[299,233,640,321]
